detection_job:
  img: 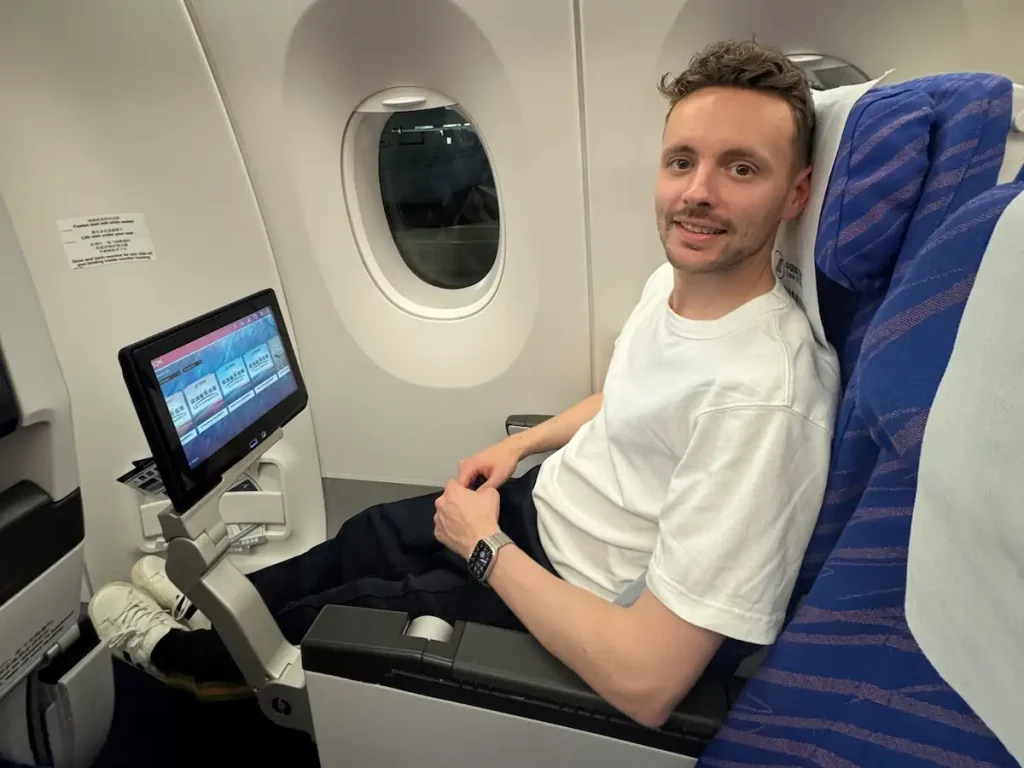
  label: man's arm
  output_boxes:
[487,546,723,728]
[435,404,833,727]
[457,392,603,489]
[434,483,721,728]
[507,392,603,459]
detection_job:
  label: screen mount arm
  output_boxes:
[157,428,313,736]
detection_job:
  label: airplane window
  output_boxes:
[378,106,499,290]
[813,65,870,90]
[789,54,870,91]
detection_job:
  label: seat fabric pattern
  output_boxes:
[797,73,1013,607]
[710,74,1012,674]
[699,182,1024,768]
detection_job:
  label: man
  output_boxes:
[90,39,839,729]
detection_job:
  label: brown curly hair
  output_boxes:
[658,40,816,170]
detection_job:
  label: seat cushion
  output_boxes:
[699,183,1024,768]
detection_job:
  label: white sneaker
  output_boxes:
[88,583,185,680]
[130,555,212,631]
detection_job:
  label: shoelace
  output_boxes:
[107,601,175,656]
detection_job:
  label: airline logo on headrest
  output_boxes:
[774,249,806,312]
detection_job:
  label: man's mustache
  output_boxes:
[668,209,731,230]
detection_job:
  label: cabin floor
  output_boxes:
[94,662,321,767]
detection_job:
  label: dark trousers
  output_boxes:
[150,465,554,687]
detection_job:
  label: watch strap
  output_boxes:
[479,531,512,584]
[486,531,512,551]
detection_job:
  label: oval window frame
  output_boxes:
[342,86,505,320]
[788,54,871,90]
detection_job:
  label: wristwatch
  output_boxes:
[467,531,512,585]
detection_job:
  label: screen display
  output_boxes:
[150,307,297,468]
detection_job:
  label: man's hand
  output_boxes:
[434,480,501,560]
[456,439,522,490]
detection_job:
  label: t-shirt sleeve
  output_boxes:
[645,405,832,645]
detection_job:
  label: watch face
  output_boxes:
[468,541,493,581]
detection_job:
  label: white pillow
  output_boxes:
[771,72,892,349]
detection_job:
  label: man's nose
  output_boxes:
[679,164,716,208]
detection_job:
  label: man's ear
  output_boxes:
[782,164,813,221]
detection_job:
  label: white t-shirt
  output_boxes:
[532,263,840,645]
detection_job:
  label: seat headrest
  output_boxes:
[816,73,1014,294]
[814,83,931,292]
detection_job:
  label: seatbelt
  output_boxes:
[613,569,647,607]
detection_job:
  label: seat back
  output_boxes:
[0,192,84,703]
[794,72,1014,608]
[0,190,112,766]
[904,186,1024,765]
[698,180,1024,767]
[716,73,1014,670]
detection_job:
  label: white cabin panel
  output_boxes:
[187,0,593,486]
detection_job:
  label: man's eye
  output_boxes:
[672,158,692,170]
[733,164,756,177]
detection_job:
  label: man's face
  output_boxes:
[655,86,811,275]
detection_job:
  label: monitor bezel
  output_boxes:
[118,288,308,514]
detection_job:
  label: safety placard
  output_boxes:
[56,213,155,270]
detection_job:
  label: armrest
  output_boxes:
[505,414,553,435]
[300,606,735,758]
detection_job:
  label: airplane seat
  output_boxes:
[0,194,114,765]
[696,190,1024,765]
[700,70,1016,678]
[793,71,1016,619]
[290,73,1015,766]
[819,72,1014,383]
[903,179,1024,765]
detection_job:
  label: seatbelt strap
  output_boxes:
[613,569,647,607]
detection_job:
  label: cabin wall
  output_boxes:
[0,0,1018,579]
[963,0,1024,83]
[187,0,593,489]
[579,0,1018,381]
[0,0,326,585]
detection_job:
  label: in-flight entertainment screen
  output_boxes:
[150,307,297,468]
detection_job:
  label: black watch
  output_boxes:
[467,531,512,585]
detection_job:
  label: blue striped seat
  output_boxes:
[697,72,1020,765]
[700,177,1024,768]
[798,72,1014,609]
[706,73,1014,677]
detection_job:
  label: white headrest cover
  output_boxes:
[906,190,1024,763]
[772,73,891,349]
